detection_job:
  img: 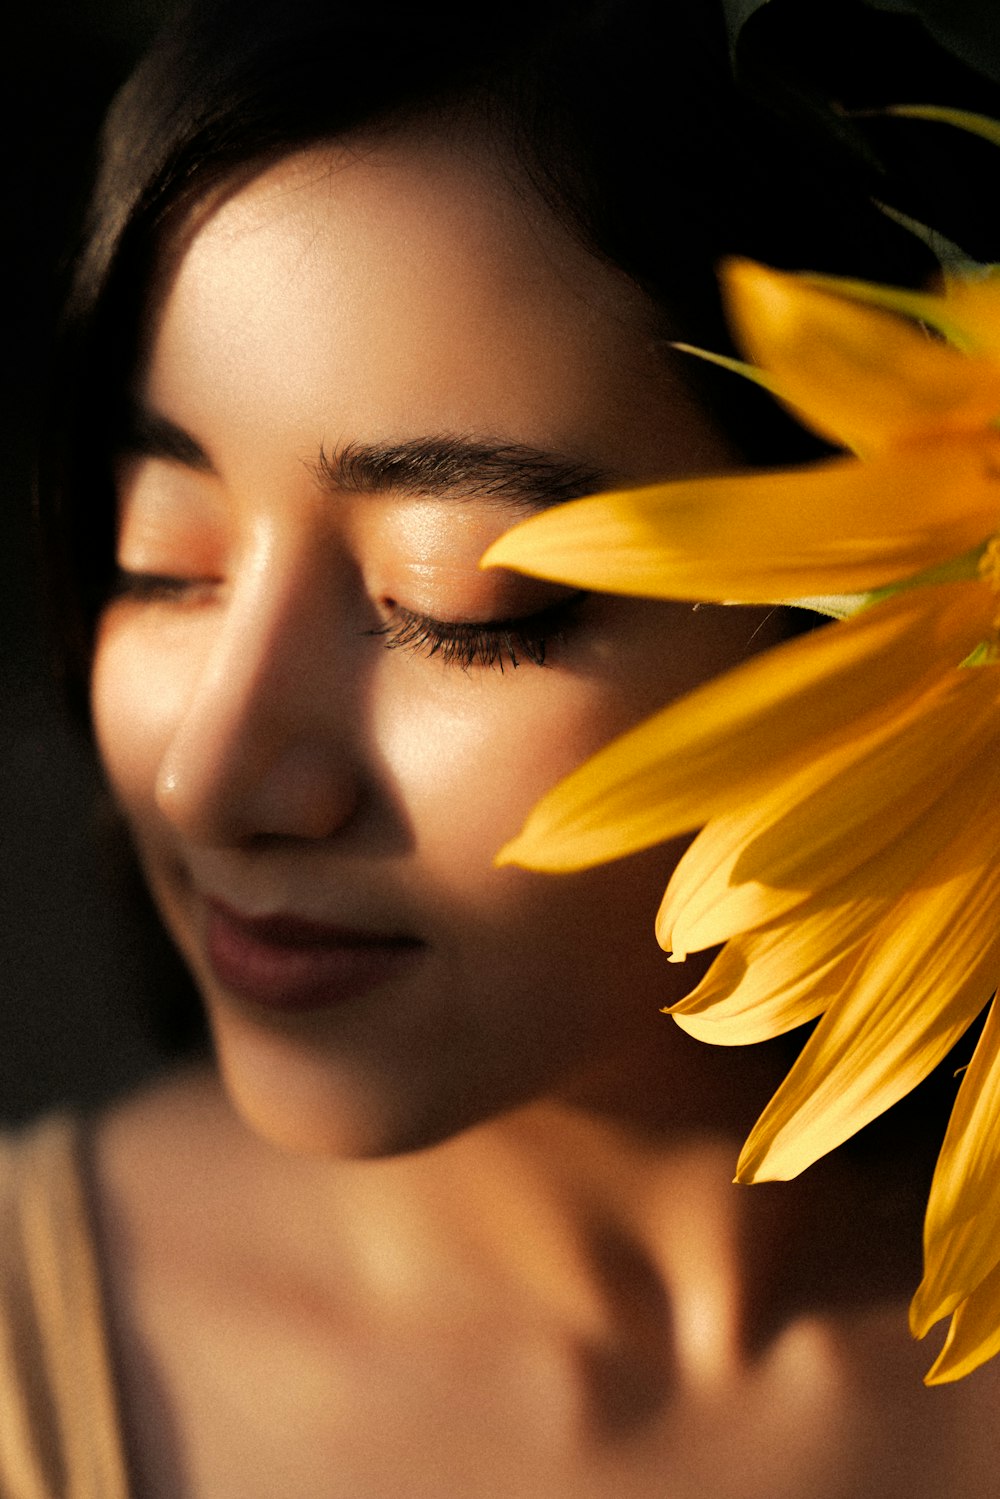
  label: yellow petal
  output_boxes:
[667,917,866,1044]
[721,259,1000,453]
[496,583,989,872]
[911,996,1000,1336]
[794,270,973,347]
[735,789,1000,1182]
[938,269,1000,361]
[667,740,1000,1027]
[791,260,1000,365]
[794,262,1000,374]
[666,786,982,1039]
[481,440,1000,604]
[658,670,999,957]
[665,798,979,1042]
[922,1252,1000,1383]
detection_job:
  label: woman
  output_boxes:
[5,0,999,1493]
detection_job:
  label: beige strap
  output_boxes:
[0,1116,129,1499]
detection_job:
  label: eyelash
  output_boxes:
[368,595,586,671]
[110,569,219,607]
[111,570,585,671]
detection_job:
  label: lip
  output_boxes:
[203,899,425,1013]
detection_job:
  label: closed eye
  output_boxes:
[366,592,588,671]
[109,568,219,605]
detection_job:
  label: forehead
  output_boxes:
[166,130,655,332]
[141,132,725,483]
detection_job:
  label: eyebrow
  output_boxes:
[313,438,608,512]
[118,405,215,472]
[118,404,609,512]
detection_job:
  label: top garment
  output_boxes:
[0,1113,129,1499]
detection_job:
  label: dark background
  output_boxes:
[0,0,182,1124]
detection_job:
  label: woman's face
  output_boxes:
[92,134,777,1156]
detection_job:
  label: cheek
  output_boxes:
[367,664,631,871]
[363,651,695,1007]
[365,599,761,874]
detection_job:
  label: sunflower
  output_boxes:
[481,257,1000,1383]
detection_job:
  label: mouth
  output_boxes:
[203,898,426,1013]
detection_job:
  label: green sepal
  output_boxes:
[785,594,876,620]
[886,105,1000,151]
[872,201,984,277]
[795,271,979,351]
[789,543,991,623]
[960,639,1000,667]
[670,342,785,397]
[719,0,773,58]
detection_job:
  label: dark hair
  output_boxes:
[41,0,940,715]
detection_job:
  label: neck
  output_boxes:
[181,1015,937,1389]
[319,1027,933,1388]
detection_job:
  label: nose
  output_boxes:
[155,531,365,846]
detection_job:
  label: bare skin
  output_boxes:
[85,131,1000,1495]
[90,1062,1000,1499]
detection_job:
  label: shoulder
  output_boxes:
[0,1071,250,1499]
[0,1112,130,1499]
[90,1061,281,1272]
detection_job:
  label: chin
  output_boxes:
[207,1013,507,1161]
